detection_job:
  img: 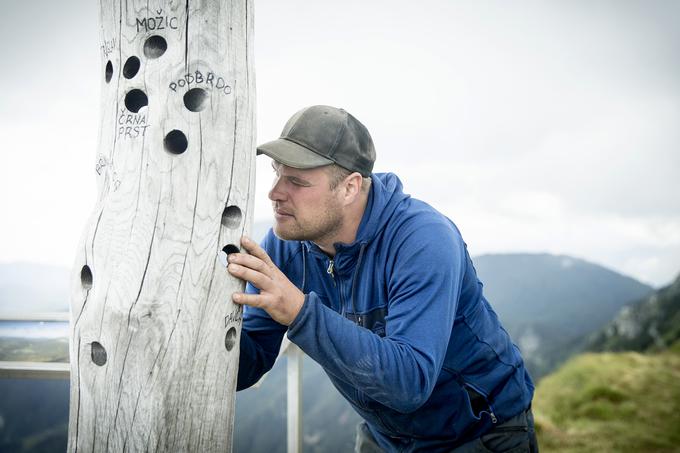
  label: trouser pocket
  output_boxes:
[477,426,530,453]
[475,408,538,453]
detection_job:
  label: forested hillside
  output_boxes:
[587,274,680,353]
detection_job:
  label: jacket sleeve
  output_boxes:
[236,233,288,391]
[286,220,466,413]
[236,302,287,390]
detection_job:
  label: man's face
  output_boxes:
[268,162,345,244]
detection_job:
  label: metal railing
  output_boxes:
[0,360,70,379]
[0,312,69,322]
[0,312,70,380]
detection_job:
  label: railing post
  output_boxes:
[287,343,303,453]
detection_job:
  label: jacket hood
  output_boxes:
[357,173,410,242]
[318,172,410,256]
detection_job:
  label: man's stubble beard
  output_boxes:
[273,199,344,245]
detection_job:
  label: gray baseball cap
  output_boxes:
[257,105,376,177]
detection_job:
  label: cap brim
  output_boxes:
[257,138,334,169]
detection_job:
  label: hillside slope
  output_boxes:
[533,342,680,452]
[587,273,680,353]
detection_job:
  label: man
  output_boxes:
[228,105,538,452]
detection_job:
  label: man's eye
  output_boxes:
[288,178,310,187]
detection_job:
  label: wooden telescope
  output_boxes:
[68,0,254,451]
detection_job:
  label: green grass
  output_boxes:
[533,342,680,452]
[0,337,69,362]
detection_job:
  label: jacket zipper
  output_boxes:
[327,259,347,317]
[327,259,335,278]
[488,409,498,424]
[350,244,367,327]
[328,247,367,326]
[465,381,498,424]
[449,368,498,424]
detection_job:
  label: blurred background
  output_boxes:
[1,0,679,451]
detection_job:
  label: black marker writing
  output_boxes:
[169,70,232,95]
[136,10,179,33]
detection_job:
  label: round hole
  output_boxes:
[221,205,242,229]
[225,327,237,351]
[164,130,188,155]
[91,342,107,366]
[124,89,148,113]
[105,61,113,83]
[183,88,209,112]
[144,35,167,59]
[218,244,241,267]
[81,265,93,289]
[123,56,141,79]
[223,244,240,255]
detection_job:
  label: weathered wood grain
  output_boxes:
[68,1,255,451]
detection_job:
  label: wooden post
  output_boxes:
[67,0,255,451]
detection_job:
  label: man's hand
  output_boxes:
[227,236,305,326]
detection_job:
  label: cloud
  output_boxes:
[1,0,679,288]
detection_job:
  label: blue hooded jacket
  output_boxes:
[237,173,534,452]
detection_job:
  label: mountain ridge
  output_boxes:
[586,273,680,353]
[472,252,654,378]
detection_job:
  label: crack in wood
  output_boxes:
[184,0,189,71]
[107,333,135,451]
[73,336,82,452]
[127,192,163,328]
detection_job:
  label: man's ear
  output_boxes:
[342,172,364,205]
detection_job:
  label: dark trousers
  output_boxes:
[355,408,539,453]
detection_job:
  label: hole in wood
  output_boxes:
[105,61,113,83]
[223,244,240,255]
[183,88,209,112]
[91,342,107,366]
[164,130,188,155]
[218,244,240,267]
[81,265,93,289]
[225,327,237,351]
[221,205,242,229]
[124,89,148,113]
[143,35,167,59]
[123,56,141,79]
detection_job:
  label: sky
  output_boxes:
[0,0,678,287]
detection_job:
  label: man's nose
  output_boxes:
[268,176,285,201]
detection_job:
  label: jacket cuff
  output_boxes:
[287,292,314,340]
